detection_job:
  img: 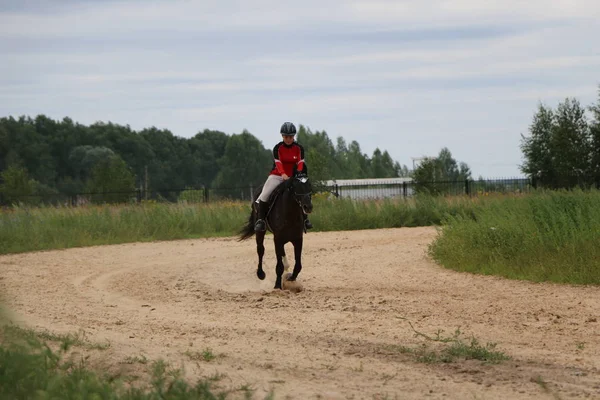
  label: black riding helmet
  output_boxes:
[280,122,296,136]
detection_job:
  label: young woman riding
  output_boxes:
[254,122,313,232]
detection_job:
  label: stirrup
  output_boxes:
[255,219,266,232]
[304,219,313,230]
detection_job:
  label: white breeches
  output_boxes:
[256,175,284,202]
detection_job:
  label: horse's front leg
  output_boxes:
[289,237,303,281]
[274,238,286,289]
[256,230,266,280]
[282,246,290,272]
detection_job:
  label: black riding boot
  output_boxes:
[303,213,313,230]
[254,200,268,232]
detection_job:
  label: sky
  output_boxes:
[2,0,600,177]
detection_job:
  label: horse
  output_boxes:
[238,173,313,290]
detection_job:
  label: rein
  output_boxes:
[287,175,312,209]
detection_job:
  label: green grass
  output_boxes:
[183,348,218,362]
[3,189,600,286]
[430,189,600,285]
[0,195,476,255]
[4,325,111,352]
[391,321,510,364]
[0,200,248,255]
[0,323,271,399]
[309,193,477,231]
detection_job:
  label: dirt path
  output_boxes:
[1,227,599,399]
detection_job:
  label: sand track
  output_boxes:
[1,227,599,399]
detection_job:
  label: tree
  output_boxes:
[334,137,349,177]
[395,163,411,177]
[306,148,330,186]
[590,86,600,186]
[370,149,398,178]
[297,126,336,178]
[0,115,408,200]
[0,123,10,171]
[346,141,370,178]
[189,129,229,186]
[212,130,272,199]
[139,127,184,191]
[85,155,136,204]
[550,98,590,187]
[1,116,56,185]
[520,98,592,188]
[412,148,471,195]
[69,145,116,182]
[520,104,556,187]
[0,166,36,205]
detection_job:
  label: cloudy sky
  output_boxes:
[2,0,600,177]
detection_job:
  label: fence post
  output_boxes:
[204,186,209,203]
[402,182,407,198]
[465,179,470,196]
[136,188,142,203]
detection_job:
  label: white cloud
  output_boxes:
[3,0,600,38]
[2,0,600,176]
[351,0,600,26]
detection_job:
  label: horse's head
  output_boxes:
[289,173,313,214]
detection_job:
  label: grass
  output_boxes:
[391,320,510,364]
[0,322,273,399]
[0,325,225,399]
[184,348,218,362]
[5,325,111,351]
[0,195,477,255]
[0,200,247,255]
[124,354,149,365]
[309,192,478,231]
[429,189,600,285]
[3,189,600,286]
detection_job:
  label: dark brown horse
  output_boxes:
[238,173,313,289]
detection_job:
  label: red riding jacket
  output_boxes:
[270,142,305,177]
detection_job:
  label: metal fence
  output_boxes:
[324,177,535,200]
[0,177,544,207]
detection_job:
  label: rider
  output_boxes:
[254,122,313,232]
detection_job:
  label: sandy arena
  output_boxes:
[1,227,599,399]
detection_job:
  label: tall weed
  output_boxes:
[430,189,600,284]
[0,195,474,255]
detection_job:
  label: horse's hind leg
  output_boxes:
[256,230,266,280]
[289,237,303,281]
[274,238,286,289]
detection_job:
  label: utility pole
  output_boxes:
[144,165,148,200]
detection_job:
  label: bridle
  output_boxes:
[289,175,312,209]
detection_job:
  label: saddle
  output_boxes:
[254,179,293,232]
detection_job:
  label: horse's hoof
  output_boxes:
[274,283,282,290]
[284,272,295,281]
[257,270,266,280]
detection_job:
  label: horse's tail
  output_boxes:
[238,208,256,241]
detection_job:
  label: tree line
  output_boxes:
[520,85,600,188]
[0,115,412,203]
[6,79,590,205]
[410,84,600,194]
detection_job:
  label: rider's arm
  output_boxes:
[296,143,305,172]
[273,143,287,175]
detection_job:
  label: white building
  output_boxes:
[323,177,414,199]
